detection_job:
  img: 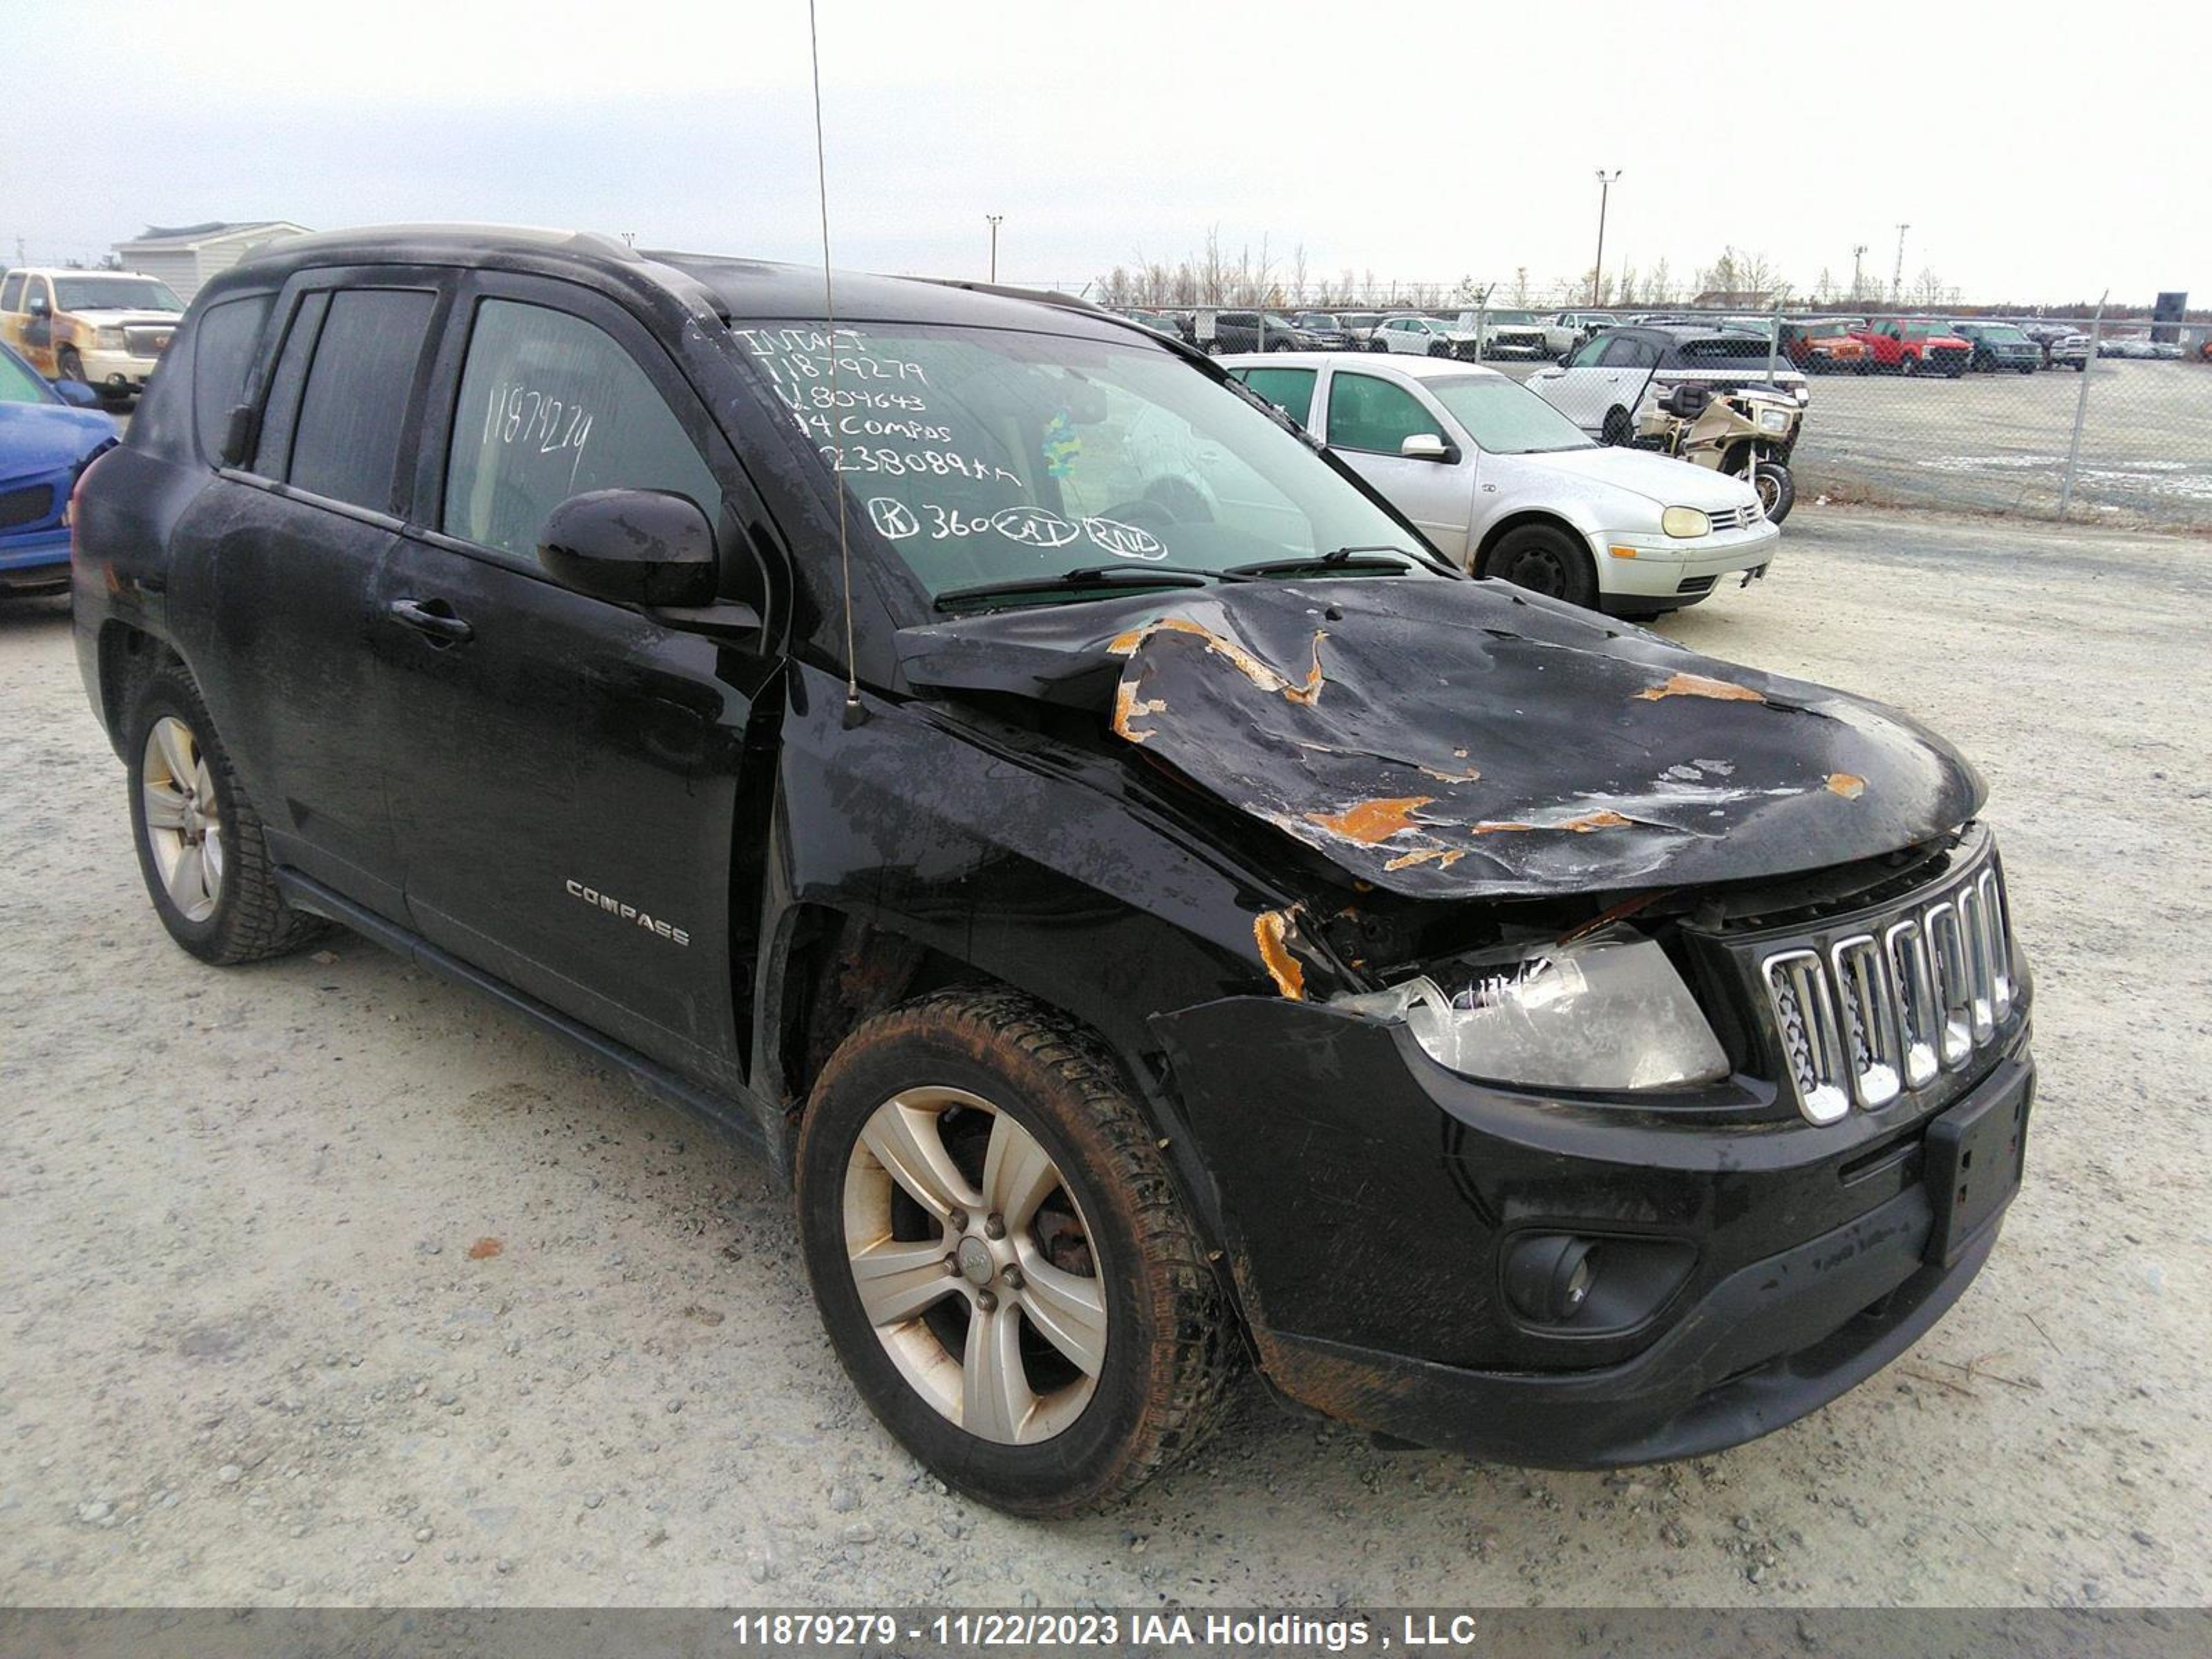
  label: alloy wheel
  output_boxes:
[842,1086,1107,1445]
[141,715,224,923]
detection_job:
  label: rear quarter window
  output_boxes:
[0,273,21,312]
[190,295,274,464]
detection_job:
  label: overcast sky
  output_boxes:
[10,0,2203,305]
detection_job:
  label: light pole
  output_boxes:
[1891,223,1910,305]
[986,214,1002,283]
[1591,170,1622,307]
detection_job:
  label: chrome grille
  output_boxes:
[1759,849,2018,1124]
[1706,503,1763,532]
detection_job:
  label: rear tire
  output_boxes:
[1484,523,1599,610]
[796,989,1236,1517]
[125,666,326,965]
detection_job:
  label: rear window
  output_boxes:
[286,289,437,512]
[191,296,274,463]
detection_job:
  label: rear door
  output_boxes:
[1319,366,1473,561]
[370,274,767,1086]
[173,274,446,919]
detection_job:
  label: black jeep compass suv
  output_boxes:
[71,226,2032,1516]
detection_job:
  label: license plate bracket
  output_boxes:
[1924,1062,2032,1266]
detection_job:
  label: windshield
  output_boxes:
[1980,324,2029,343]
[1487,310,1537,325]
[1428,376,1595,455]
[1341,313,1380,328]
[51,276,184,312]
[730,321,1426,601]
[0,347,54,404]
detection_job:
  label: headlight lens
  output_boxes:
[1331,928,1729,1091]
[1661,506,1710,538]
[95,326,126,349]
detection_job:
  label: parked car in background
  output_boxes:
[1457,308,1552,359]
[68,225,2034,1517]
[1222,350,1775,616]
[1549,310,1614,350]
[1951,322,2040,374]
[0,268,185,400]
[1526,326,1810,447]
[0,339,118,594]
[1290,312,1360,350]
[1119,309,1188,344]
[1372,314,1479,359]
[2025,326,2090,371]
[1198,310,1319,353]
[1780,317,1869,373]
[1852,319,1971,377]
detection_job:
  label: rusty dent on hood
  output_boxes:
[1252,906,1307,1000]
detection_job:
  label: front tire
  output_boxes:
[125,667,326,964]
[1754,460,1796,524]
[796,990,1235,1517]
[57,346,88,384]
[1600,406,1633,447]
[1484,522,1598,609]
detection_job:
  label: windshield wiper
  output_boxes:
[1221,545,1430,580]
[932,565,1217,612]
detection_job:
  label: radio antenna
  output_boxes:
[807,0,864,729]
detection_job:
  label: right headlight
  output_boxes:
[1661,506,1711,538]
[1331,928,1729,1091]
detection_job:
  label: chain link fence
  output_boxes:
[1050,276,2211,532]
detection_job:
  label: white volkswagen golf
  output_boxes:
[1219,352,1779,618]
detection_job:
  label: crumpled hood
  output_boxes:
[895,578,1984,900]
[0,401,117,484]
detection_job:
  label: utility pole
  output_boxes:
[1891,224,1909,305]
[985,214,1002,283]
[1591,170,1622,307]
[1850,243,1867,302]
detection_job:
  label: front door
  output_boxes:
[1320,367,1473,563]
[371,278,765,1085]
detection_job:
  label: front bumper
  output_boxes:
[1591,520,1781,604]
[1155,993,2031,1469]
[79,347,162,391]
[0,523,73,591]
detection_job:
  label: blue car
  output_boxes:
[1,339,118,596]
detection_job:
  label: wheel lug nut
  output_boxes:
[942,1253,960,1276]
[984,1213,1005,1239]
[948,1208,969,1232]
[1001,1266,1023,1291]
[974,1289,997,1313]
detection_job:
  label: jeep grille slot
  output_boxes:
[1758,849,2016,1125]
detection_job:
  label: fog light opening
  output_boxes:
[1506,1235,1600,1325]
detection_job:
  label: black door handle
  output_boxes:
[386,597,473,644]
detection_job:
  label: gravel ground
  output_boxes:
[2,505,2208,1609]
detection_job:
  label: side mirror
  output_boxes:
[221,402,259,467]
[50,378,102,409]
[27,296,50,318]
[1400,433,1452,462]
[1557,353,1573,368]
[538,489,719,606]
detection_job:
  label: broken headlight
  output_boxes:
[1331,928,1728,1092]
